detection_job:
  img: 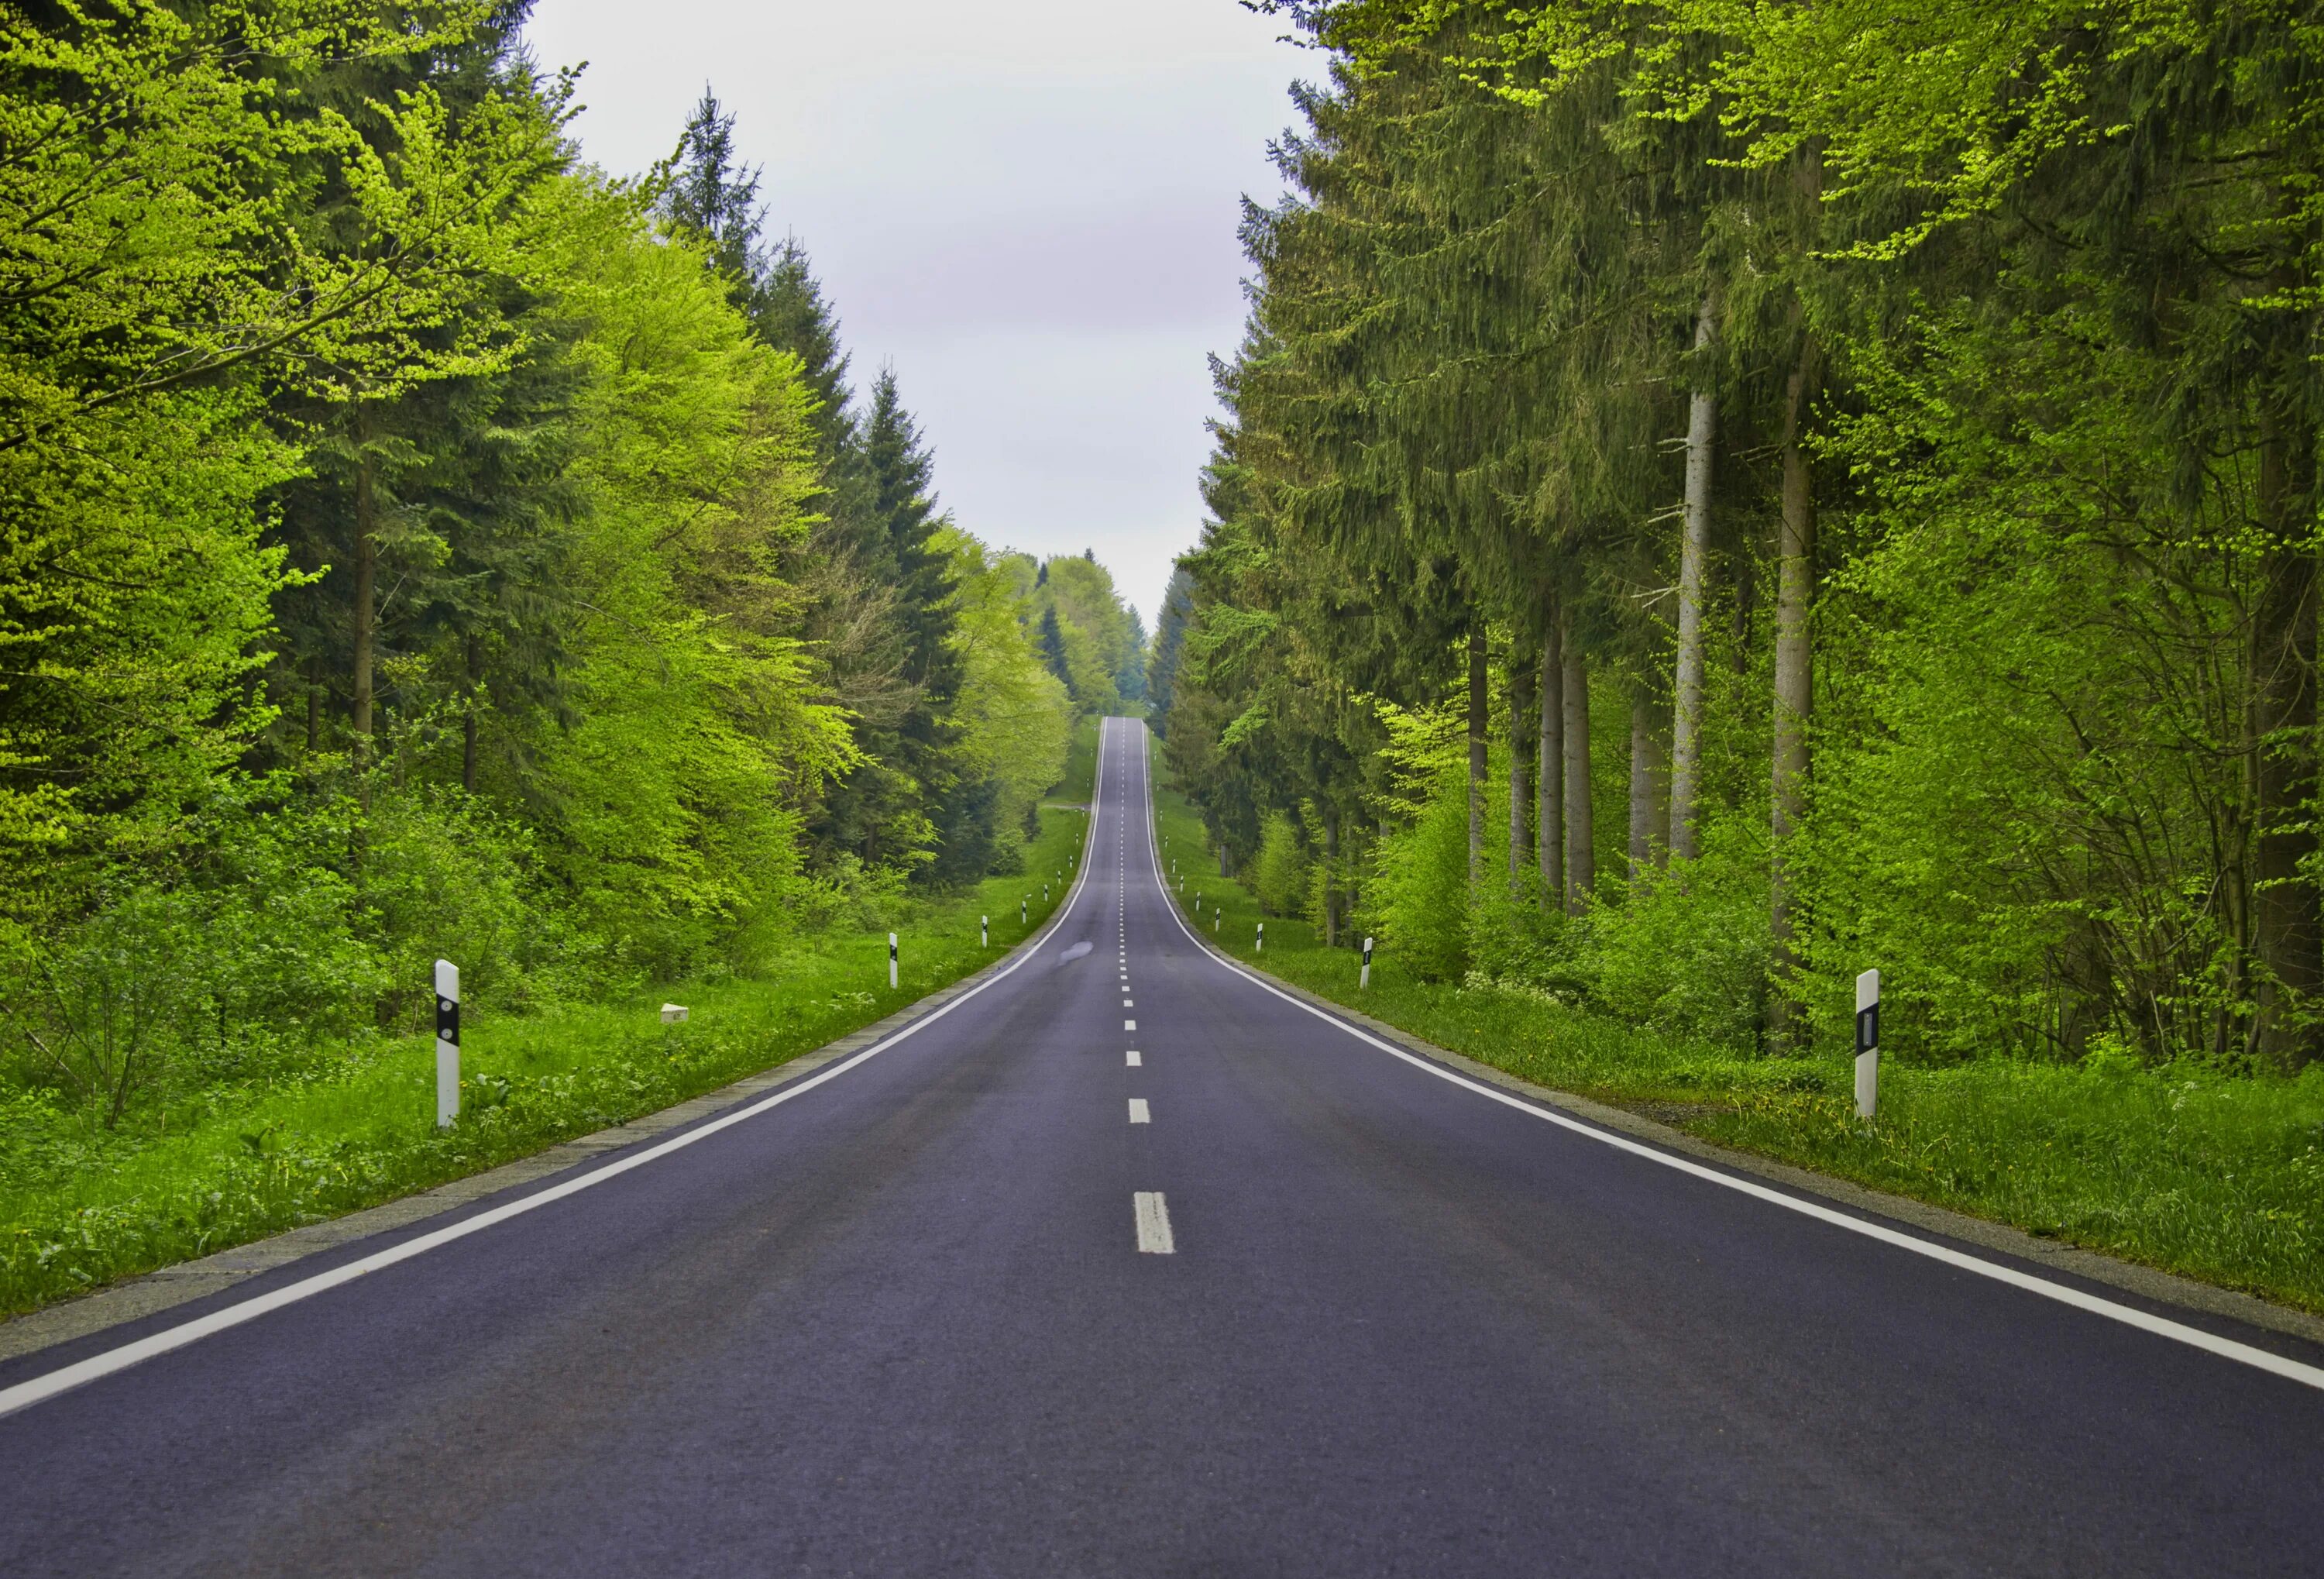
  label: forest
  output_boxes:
[1157,0,2324,1071]
[0,1,1143,1306]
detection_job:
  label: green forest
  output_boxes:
[1150,2,2324,1295]
[0,2,1142,1308]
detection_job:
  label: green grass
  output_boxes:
[1152,765,2324,1315]
[0,803,1090,1316]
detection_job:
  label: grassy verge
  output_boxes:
[1152,766,2324,1314]
[0,795,1092,1317]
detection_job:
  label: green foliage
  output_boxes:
[0,19,1120,1270]
[1367,765,1473,981]
[1580,820,1772,1050]
[1168,0,2324,1085]
[1250,812,1310,917]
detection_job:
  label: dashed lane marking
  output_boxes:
[1128,1098,1150,1124]
[1134,1192,1175,1254]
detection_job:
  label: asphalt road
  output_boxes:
[4,715,2322,1577]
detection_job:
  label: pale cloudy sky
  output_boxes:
[521,0,1312,629]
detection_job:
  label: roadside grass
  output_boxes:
[0,783,1095,1316]
[1152,771,2324,1315]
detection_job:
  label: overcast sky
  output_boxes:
[521,0,1312,630]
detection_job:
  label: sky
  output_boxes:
[521,0,1315,631]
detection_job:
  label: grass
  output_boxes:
[1152,763,2324,1315]
[0,751,1100,1317]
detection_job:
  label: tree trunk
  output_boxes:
[304,659,321,752]
[1322,803,1341,948]
[1510,652,1535,893]
[1562,600,1593,912]
[1467,622,1488,889]
[350,449,376,767]
[1538,605,1564,903]
[462,635,483,794]
[2250,407,2320,1067]
[1628,689,1664,875]
[1769,332,1821,1042]
[1669,291,1718,862]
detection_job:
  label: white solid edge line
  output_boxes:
[1124,718,2324,1396]
[0,727,1122,1424]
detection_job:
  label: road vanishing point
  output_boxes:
[3,717,2322,1575]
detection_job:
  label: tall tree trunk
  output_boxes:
[1322,803,1341,948]
[1467,622,1488,889]
[1510,652,1535,893]
[1628,688,1664,875]
[1669,291,1718,862]
[462,634,483,794]
[1538,600,1564,902]
[2250,405,2321,1067]
[350,445,376,774]
[1562,599,1593,912]
[1769,332,1821,1043]
[304,659,321,752]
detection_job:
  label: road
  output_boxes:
[2,715,2322,1576]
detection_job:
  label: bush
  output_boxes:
[1367,765,1472,981]
[1579,816,1772,1051]
[1250,810,1309,917]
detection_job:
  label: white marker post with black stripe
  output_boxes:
[434,959,459,1129]
[982,915,988,948]
[1855,968,1881,1119]
[1257,921,1264,954]
[889,933,899,991]
[1361,937,1373,990]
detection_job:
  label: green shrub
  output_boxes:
[1367,765,1472,981]
[1250,810,1309,917]
[1580,815,1772,1051]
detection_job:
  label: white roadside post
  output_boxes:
[889,933,899,991]
[1362,937,1373,990]
[982,915,989,948]
[1022,897,1028,926]
[1855,968,1881,1119]
[1257,921,1264,954]
[433,959,459,1129]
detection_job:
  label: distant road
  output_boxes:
[2,716,2321,1575]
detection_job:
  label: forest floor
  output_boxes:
[1150,778,2324,1316]
[0,728,1102,1318]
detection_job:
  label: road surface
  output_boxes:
[2,716,2321,1575]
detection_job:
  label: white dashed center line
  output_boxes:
[1128,1098,1150,1124]
[1134,1192,1174,1254]
[1126,1051,1141,1067]
[1124,1019,1136,1030]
